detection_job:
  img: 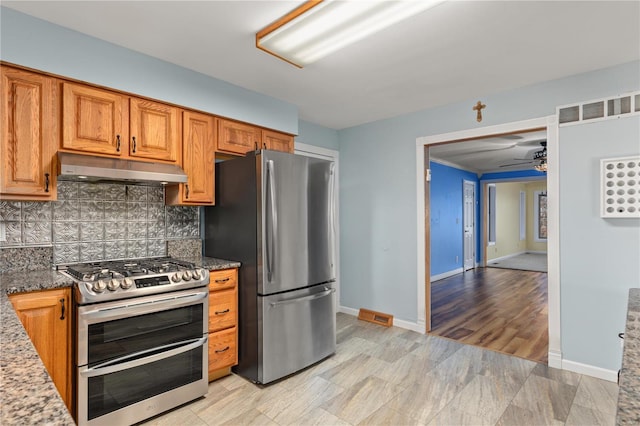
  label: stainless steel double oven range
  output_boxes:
[59,257,210,426]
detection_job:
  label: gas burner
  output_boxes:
[59,257,209,305]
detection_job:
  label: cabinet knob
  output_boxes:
[132,136,137,153]
[44,173,50,193]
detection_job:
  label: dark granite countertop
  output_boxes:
[617,288,640,425]
[0,257,238,425]
[0,269,75,425]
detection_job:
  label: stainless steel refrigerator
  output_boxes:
[204,150,336,384]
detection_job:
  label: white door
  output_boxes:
[463,180,476,271]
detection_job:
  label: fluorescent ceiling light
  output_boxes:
[256,0,445,68]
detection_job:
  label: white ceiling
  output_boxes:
[3,1,639,173]
[3,0,639,133]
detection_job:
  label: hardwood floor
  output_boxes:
[430,267,548,364]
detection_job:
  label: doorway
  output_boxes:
[463,180,476,272]
[415,116,561,368]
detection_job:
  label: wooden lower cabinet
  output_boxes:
[9,288,72,412]
[208,268,238,381]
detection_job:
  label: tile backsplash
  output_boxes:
[0,181,200,264]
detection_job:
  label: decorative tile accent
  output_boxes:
[78,182,104,200]
[104,221,126,241]
[79,222,104,242]
[57,181,78,200]
[80,242,104,262]
[21,202,52,222]
[23,222,52,244]
[1,222,22,246]
[54,243,80,264]
[148,239,166,257]
[127,222,147,240]
[53,222,80,243]
[104,184,126,200]
[127,185,147,201]
[2,181,199,265]
[79,201,104,221]
[105,241,126,259]
[126,240,147,258]
[126,202,147,221]
[53,201,80,222]
[0,202,21,221]
[148,187,164,203]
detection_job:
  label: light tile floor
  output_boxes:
[144,313,618,426]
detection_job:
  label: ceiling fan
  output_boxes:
[499,141,547,168]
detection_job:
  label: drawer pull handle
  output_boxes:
[116,134,121,152]
[214,278,230,284]
[59,298,65,320]
[215,346,230,354]
[185,184,190,199]
[44,173,50,192]
[214,309,230,315]
[132,136,137,153]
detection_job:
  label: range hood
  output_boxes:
[57,152,188,184]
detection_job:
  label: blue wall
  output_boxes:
[480,169,547,181]
[429,162,480,276]
[296,120,340,151]
[0,7,298,134]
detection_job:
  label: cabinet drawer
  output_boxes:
[208,327,237,371]
[209,288,236,332]
[209,269,237,291]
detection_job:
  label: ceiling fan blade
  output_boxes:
[499,161,534,167]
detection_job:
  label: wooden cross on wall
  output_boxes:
[473,101,486,122]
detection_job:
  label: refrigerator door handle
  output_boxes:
[266,159,277,283]
[328,162,336,275]
[269,287,335,307]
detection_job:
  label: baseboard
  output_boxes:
[526,250,548,255]
[487,251,526,264]
[548,350,562,369]
[562,359,618,383]
[338,306,423,333]
[430,267,463,282]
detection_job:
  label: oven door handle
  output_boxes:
[80,336,207,378]
[80,291,208,323]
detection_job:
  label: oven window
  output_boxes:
[88,305,203,366]
[87,346,202,420]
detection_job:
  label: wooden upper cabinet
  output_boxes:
[62,82,128,156]
[1,66,57,200]
[263,129,294,153]
[216,118,261,155]
[129,98,180,162]
[10,288,72,412]
[166,111,215,205]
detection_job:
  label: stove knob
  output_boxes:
[107,279,120,291]
[171,273,181,283]
[192,269,202,280]
[182,270,192,281]
[93,280,107,293]
[121,278,134,289]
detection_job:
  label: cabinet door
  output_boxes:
[1,67,57,199]
[9,288,71,411]
[129,98,180,162]
[263,129,294,153]
[62,82,127,156]
[167,111,214,205]
[216,118,261,155]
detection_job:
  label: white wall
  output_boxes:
[559,115,640,371]
[0,7,298,134]
[338,61,639,374]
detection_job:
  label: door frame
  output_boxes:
[415,115,561,368]
[294,142,341,310]
[462,179,476,272]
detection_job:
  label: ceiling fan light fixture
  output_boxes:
[256,0,445,68]
[534,160,548,173]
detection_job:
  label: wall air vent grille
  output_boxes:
[557,90,640,126]
[601,156,640,218]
